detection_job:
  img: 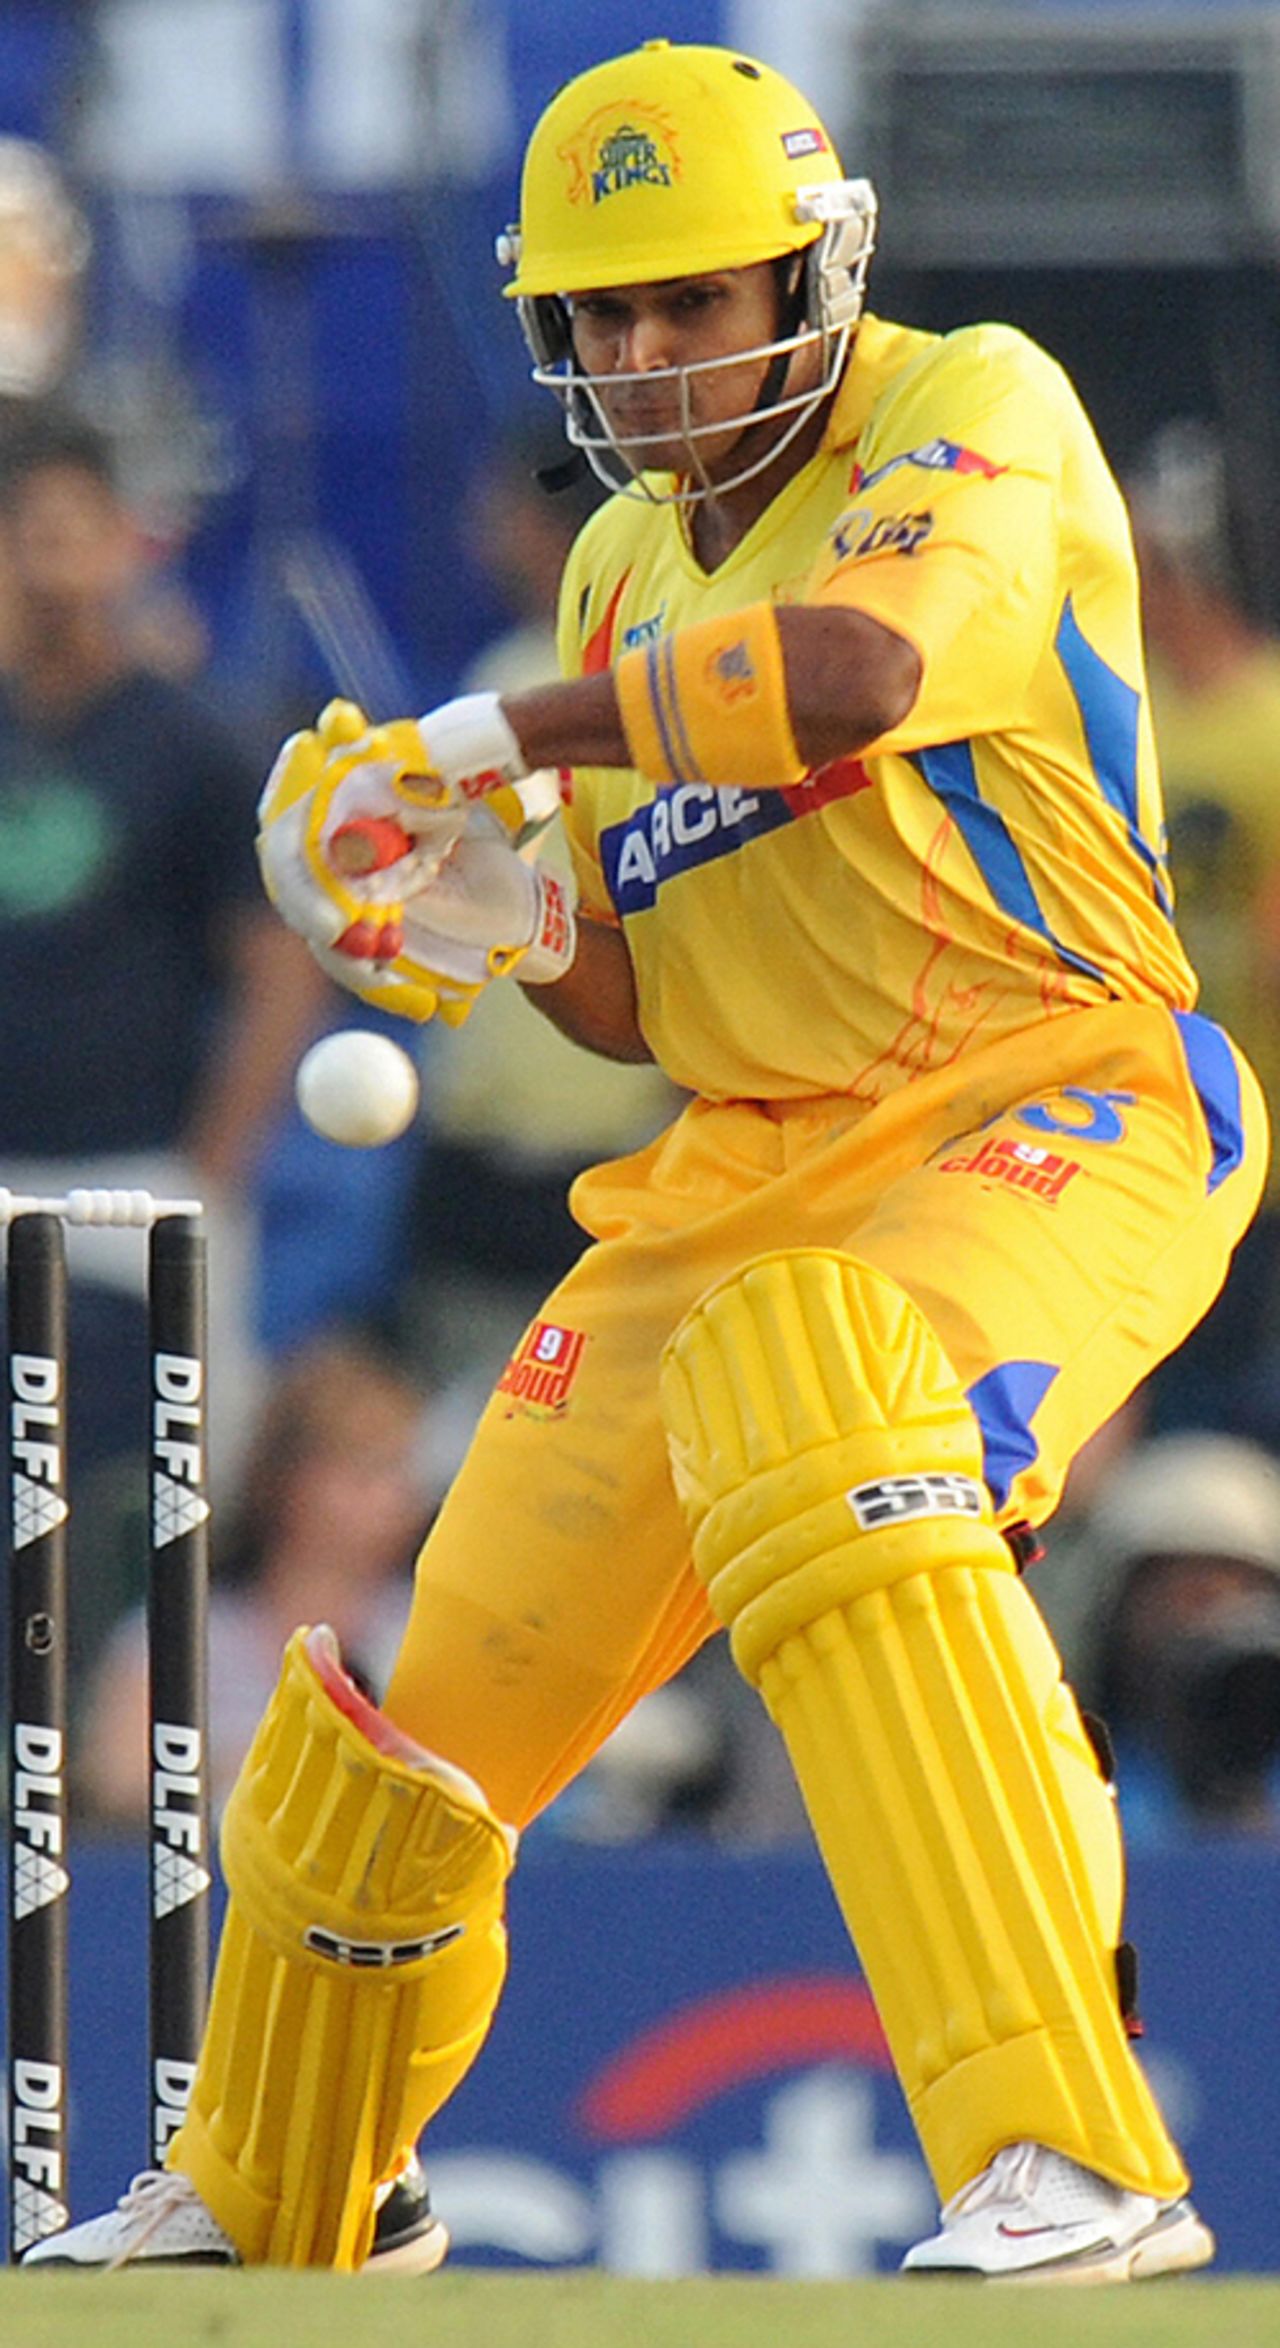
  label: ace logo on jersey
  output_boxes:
[498,1320,588,1418]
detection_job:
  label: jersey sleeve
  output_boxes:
[807,326,1069,752]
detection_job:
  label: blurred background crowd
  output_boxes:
[4,0,1280,1854]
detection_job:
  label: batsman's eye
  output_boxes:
[572,296,629,327]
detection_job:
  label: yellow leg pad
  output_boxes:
[660,1249,1187,2204]
[169,1627,514,2268]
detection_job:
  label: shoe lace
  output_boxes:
[105,2170,200,2271]
[939,2141,1042,2226]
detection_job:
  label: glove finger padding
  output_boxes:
[307,803,577,1026]
[299,692,535,944]
[258,702,459,952]
[257,691,553,960]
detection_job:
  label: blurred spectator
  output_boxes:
[0,407,331,1578]
[404,427,682,1437]
[461,422,604,698]
[0,137,91,669]
[0,136,88,402]
[1128,420,1280,1444]
[1072,1433,1280,1845]
[0,137,215,684]
[77,1333,431,1825]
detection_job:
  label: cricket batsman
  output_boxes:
[33,39,1266,2281]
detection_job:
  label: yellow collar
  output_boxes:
[822,314,941,454]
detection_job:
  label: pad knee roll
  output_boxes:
[170,1627,515,2268]
[660,1249,1014,1680]
[660,1250,1187,2203]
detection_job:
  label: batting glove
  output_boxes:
[308,798,578,1025]
[256,692,542,964]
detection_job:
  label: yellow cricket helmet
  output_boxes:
[504,38,846,296]
[497,41,877,504]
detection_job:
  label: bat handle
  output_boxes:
[330,814,415,877]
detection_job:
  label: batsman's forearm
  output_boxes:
[520,914,653,1063]
[505,672,629,772]
[502,607,919,785]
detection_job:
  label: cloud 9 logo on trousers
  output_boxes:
[939,1134,1082,1203]
[498,1321,587,1418]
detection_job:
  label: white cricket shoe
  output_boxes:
[21,2151,449,2275]
[900,2141,1215,2282]
[21,2171,234,2269]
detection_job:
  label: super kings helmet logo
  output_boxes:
[560,105,682,208]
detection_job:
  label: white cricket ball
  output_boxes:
[295,1030,420,1148]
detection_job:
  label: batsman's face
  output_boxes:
[566,261,808,481]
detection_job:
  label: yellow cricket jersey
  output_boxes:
[557,314,1196,1105]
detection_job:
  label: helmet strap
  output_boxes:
[749,254,809,421]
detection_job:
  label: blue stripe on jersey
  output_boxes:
[1054,595,1173,917]
[966,1359,1058,1511]
[601,783,795,914]
[1172,1010,1246,1193]
[911,743,1108,984]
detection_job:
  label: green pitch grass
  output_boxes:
[0,2271,1276,2348]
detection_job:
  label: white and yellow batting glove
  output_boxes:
[309,796,577,1025]
[256,695,571,1023]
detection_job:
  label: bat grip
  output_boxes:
[330,814,415,877]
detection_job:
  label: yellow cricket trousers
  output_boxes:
[385,1001,1266,1823]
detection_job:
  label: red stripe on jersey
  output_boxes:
[582,571,632,675]
[780,752,875,817]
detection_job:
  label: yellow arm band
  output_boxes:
[615,602,807,790]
